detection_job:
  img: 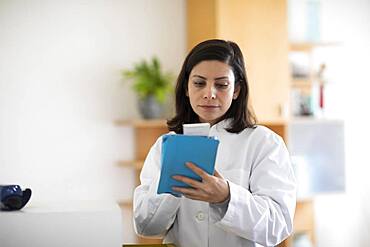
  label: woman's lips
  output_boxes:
[198,105,220,109]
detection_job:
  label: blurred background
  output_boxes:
[0,0,369,246]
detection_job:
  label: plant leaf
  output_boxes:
[121,56,174,103]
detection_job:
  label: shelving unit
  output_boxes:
[289,42,338,116]
[289,42,317,116]
[293,199,315,244]
[288,41,339,245]
[116,119,167,244]
[289,42,337,52]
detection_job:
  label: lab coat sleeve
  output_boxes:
[133,136,181,237]
[214,132,296,246]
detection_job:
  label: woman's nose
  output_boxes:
[203,86,216,99]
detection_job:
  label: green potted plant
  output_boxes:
[122,57,173,119]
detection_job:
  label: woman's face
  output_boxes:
[187,60,240,125]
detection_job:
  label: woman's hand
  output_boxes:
[172,162,230,203]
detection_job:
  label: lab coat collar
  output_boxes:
[211,118,233,132]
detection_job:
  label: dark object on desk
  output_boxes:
[0,185,32,211]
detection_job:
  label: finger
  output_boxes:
[186,162,210,180]
[172,175,203,188]
[173,188,205,201]
[213,170,224,178]
[172,186,199,196]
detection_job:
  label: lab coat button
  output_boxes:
[195,211,205,221]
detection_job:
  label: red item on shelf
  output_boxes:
[319,84,324,109]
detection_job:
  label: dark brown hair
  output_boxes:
[167,39,256,133]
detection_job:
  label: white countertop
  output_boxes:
[0,200,123,247]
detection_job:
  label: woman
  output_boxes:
[133,39,296,247]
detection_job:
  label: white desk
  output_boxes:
[0,201,123,247]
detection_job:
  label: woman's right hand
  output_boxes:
[172,162,230,203]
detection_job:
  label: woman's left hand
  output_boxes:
[172,162,230,203]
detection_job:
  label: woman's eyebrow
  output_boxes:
[191,75,229,80]
[191,75,207,79]
[214,76,229,80]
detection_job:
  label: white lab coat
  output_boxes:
[133,119,296,247]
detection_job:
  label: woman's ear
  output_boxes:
[233,84,241,100]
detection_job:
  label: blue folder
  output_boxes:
[157,134,220,196]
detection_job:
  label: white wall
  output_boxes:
[290,0,370,246]
[316,1,370,246]
[0,0,186,243]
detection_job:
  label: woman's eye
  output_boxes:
[193,81,206,87]
[215,83,229,89]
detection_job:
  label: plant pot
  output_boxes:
[138,95,164,119]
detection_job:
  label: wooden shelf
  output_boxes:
[258,118,287,126]
[115,119,167,128]
[118,200,133,208]
[289,41,339,52]
[291,78,313,87]
[116,119,287,130]
[117,160,144,170]
[116,119,168,161]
